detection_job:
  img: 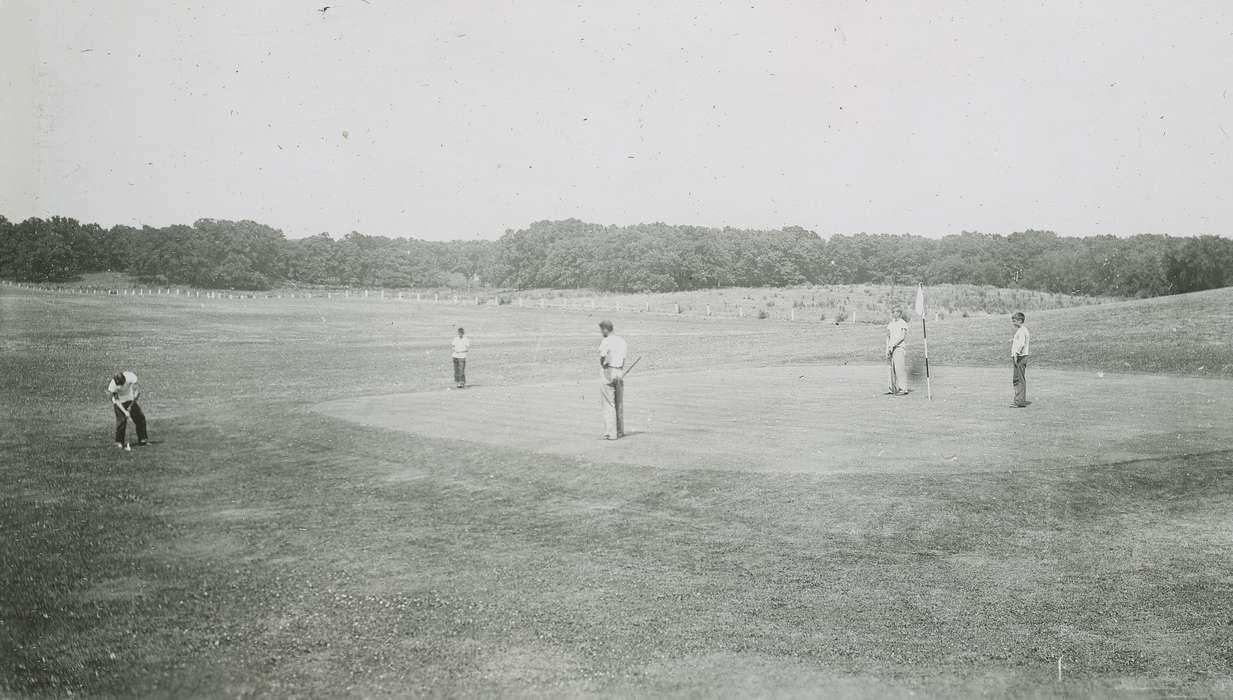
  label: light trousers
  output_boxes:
[887,346,906,393]
[601,367,625,438]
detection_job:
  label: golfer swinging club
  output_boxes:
[597,320,627,440]
[108,370,149,449]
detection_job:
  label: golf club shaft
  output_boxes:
[622,356,641,377]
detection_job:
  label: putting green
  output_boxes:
[313,365,1232,474]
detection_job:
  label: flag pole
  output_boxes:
[915,284,933,400]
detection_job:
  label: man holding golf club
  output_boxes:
[885,308,909,395]
[108,370,149,449]
[597,320,628,440]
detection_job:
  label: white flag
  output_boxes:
[914,284,927,319]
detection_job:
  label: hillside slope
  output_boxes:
[925,286,1233,377]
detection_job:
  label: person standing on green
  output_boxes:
[884,309,909,395]
[451,327,471,389]
[1010,312,1031,408]
[597,320,627,440]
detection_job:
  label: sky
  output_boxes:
[2,0,1231,241]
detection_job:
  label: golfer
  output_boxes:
[597,320,627,440]
[885,309,909,395]
[451,327,470,388]
[1011,312,1031,407]
[108,370,149,448]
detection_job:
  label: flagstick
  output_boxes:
[914,284,933,400]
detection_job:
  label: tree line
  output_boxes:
[2,214,1231,297]
[0,216,493,290]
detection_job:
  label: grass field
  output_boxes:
[510,284,1121,323]
[35,274,1119,324]
[3,285,1232,698]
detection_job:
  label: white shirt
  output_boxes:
[451,336,471,359]
[107,371,139,402]
[1012,326,1030,357]
[885,319,908,351]
[599,334,627,368]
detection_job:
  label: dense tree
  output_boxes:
[1166,236,1233,293]
[2,212,1231,297]
[0,217,79,282]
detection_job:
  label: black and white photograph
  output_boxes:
[3,1,1232,696]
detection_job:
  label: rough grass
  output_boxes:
[505,283,1120,322]
[2,286,1232,697]
[28,276,1117,323]
[923,286,1233,377]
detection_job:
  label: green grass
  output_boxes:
[2,287,1232,697]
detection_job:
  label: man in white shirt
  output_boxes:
[451,327,471,388]
[1011,312,1031,408]
[885,309,909,395]
[597,320,627,440]
[107,370,149,448]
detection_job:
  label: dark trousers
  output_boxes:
[1012,356,1028,406]
[114,400,148,444]
[453,357,467,387]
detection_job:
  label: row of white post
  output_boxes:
[1,280,889,322]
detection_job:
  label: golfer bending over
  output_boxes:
[108,370,149,448]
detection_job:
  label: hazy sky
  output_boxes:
[2,1,1231,240]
